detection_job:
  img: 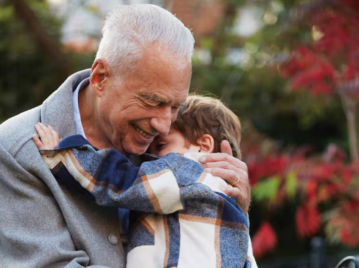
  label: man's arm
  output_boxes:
[0,143,118,268]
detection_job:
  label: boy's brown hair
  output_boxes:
[173,95,242,159]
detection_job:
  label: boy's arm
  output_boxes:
[33,124,206,214]
[33,125,247,219]
[41,138,205,214]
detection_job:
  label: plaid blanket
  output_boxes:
[41,134,253,268]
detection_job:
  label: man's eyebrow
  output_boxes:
[141,94,170,104]
[141,93,186,107]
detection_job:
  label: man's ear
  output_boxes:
[197,134,214,153]
[90,59,112,97]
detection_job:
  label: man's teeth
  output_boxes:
[133,125,152,138]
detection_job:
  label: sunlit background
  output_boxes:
[1,0,359,267]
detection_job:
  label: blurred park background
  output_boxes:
[1,0,359,267]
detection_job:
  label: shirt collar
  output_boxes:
[73,77,90,138]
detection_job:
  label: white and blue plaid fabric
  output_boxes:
[41,134,253,268]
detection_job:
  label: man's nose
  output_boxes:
[150,106,173,135]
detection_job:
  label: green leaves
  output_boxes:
[285,171,297,198]
[252,172,297,202]
[252,176,280,201]
[0,6,13,22]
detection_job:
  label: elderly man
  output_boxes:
[0,4,251,268]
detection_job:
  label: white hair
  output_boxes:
[95,4,195,75]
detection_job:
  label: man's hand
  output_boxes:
[199,140,251,214]
[33,123,61,152]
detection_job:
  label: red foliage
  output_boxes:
[247,1,359,255]
[327,200,359,247]
[246,138,359,253]
[291,67,329,88]
[307,180,317,205]
[310,3,359,61]
[341,227,359,247]
[295,204,320,238]
[280,1,359,98]
[310,83,332,95]
[247,155,289,186]
[252,222,277,258]
[309,164,333,182]
[281,49,335,95]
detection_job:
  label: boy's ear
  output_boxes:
[197,134,214,153]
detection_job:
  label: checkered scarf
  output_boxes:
[41,134,253,268]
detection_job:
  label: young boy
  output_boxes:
[33,95,256,268]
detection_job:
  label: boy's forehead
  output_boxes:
[157,127,180,137]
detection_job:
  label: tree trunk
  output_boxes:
[340,94,359,160]
[9,0,71,80]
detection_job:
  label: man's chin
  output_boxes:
[123,145,149,156]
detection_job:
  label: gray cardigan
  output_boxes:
[0,70,125,268]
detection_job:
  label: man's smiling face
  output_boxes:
[97,46,191,156]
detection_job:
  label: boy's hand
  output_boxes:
[33,123,61,153]
[199,140,250,214]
